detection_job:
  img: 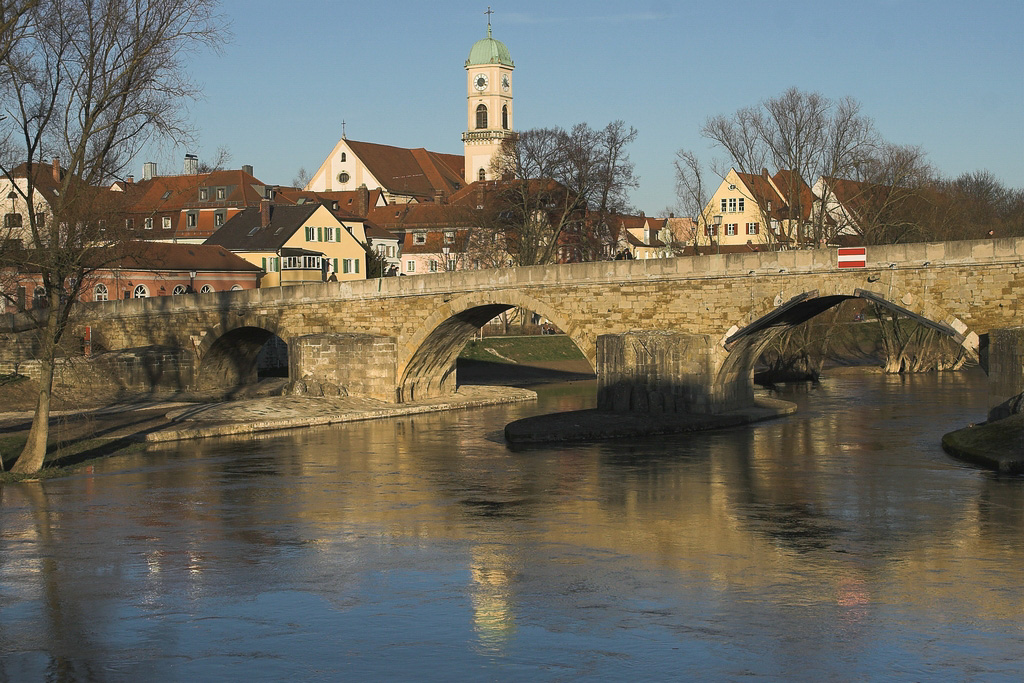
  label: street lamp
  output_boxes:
[713,214,723,254]
[189,269,197,293]
[442,246,451,271]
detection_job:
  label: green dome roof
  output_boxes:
[466,26,513,67]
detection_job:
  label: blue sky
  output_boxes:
[149,0,1024,213]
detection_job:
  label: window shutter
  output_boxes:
[317,227,322,242]
[754,223,760,234]
[335,227,341,242]
[262,257,267,270]
[333,258,338,273]
[355,259,359,274]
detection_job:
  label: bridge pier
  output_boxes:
[987,327,1024,422]
[289,333,397,402]
[597,331,754,415]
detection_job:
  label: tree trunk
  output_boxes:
[11,356,54,474]
[11,304,60,475]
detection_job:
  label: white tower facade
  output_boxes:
[462,24,515,184]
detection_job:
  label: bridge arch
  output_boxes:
[194,318,295,391]
[397,290,595,402]
[711,288,980,408]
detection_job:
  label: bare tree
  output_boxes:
[673,149,714,249]
[196,146,232,173]
[0,0,224,474]
[292,166,311,189]
[702,87,879,247]
[489,121,639,265]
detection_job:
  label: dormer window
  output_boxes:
[216,187,226,200]
[443,231,454,244]
[161,190,172,200]
[413,232,426,245]
[199,188,209,200]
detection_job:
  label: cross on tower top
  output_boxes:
[485,6,493,35]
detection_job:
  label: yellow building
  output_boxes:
[702,168,815,251]
[205,201,366,287]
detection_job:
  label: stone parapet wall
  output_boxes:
[6,347,192,393]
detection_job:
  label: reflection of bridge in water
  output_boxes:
[14,237,1024,414]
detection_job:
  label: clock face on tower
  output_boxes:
[474,74,488,91]
[501,74,510,91]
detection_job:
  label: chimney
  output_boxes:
[126,175,134,184]
[242,164,253,176]
[357,184,369,216]
[184,153,198,175]
[762,167,770,179]
[144,162,157,181]
[260,199,271,228]
[51,157,60,182]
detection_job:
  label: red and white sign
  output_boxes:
[837,247,866,268]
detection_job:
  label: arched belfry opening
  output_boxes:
[475,104,488,129]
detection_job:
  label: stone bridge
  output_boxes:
[7,237,1024,415]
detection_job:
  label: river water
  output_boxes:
[1,370,1022,681]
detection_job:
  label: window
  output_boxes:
[340,152,346,162]
[738,198,745,212]
[303,255,321,269]
[413,232,426,245]
[475,104,487,129]
[720,199,727,213]
[200,284,214,293]
[216,188,225,200]
[231,284,242,291]
[725,223,737,236]
[443,231,454,244]
[4,213,23,228]
[145,217,153,229]
[163,216,171,229]
[478,168,486,181]
[125,218,134,230]
[728,198,737,212]
[172,284,186,295]
[214,212,225,227]
[305,226,315,241]
[133,284,149,298]
[705,225,718,236]
[429,260,438,272]
[33,286,47,307]
[407,260,415,273]
[161,190,172,200]
[35,213,45,227]
[199,188,209,200]
[447,259,456,271]
[186,213,197,228]
[94,284,108,301]
[502,104,509,130]
[746,222,760,235]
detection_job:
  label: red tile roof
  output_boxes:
[344,139,465,198]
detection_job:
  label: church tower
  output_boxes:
[462,18,514,184]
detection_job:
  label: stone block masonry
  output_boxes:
[1,236,1021,409]
[597,331,741,415]
[987,327,1024,422]
[289,333,397,402]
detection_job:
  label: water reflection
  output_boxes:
[1,370,1022,679]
